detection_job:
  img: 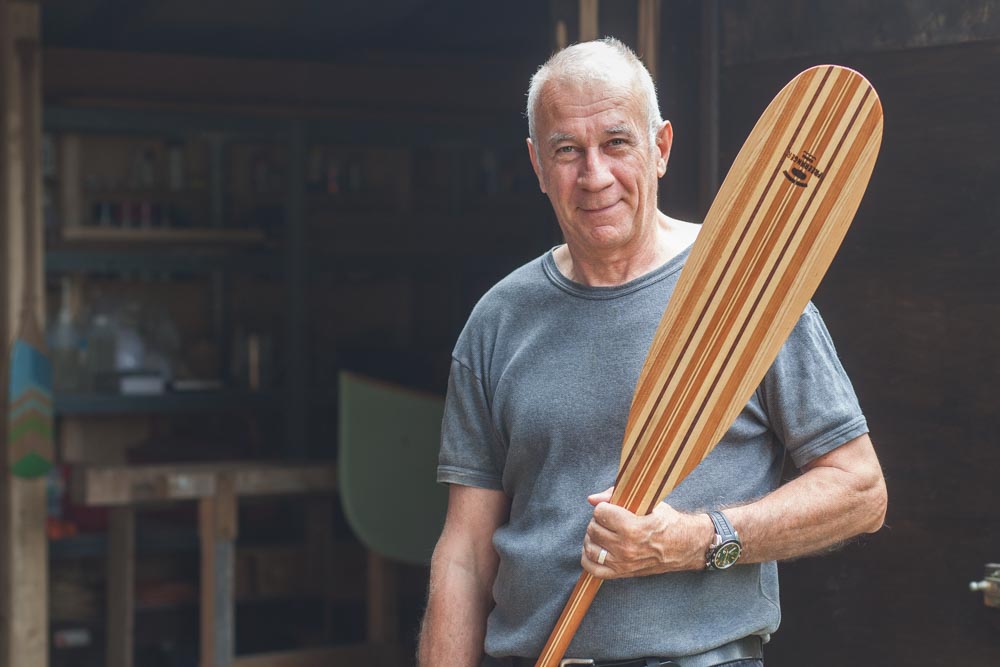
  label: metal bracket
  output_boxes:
[969,562,1000,609]
[560,660,596,666]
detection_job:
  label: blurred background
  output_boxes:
[0,1,998,666]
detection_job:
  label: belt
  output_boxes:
[506,635,762,667]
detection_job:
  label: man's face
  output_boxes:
[527,78,672,257]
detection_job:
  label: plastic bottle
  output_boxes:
[49,278,84,393]
[85,313,117,391]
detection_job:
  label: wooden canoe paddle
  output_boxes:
[535,65,883,666]
[7,41,53,480]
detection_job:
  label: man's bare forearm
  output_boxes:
[725,435,887,564]
[418,485,508,667]
[419,544,496,666]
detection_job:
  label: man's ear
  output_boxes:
[655,120,674,178]
[527,137,547,194]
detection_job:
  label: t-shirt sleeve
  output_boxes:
[760,303,869,469]
[437,358,507,490]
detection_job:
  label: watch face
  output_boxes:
[712,542,741,569]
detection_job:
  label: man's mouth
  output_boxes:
[579,201,620,213]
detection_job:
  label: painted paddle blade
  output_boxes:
[8,339,54,478]
[535,65,883,666]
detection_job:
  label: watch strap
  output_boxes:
[708,510,738,543]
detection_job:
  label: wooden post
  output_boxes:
[638,0,662,80]
[303,499,334,642]
[366,551,397,666]
[200,474,238,667]
[57,133,81,231]
[699,0,721,216]
[284,121,307,459]
[579,0,599,41]
[2,4,48,667]
[107,507,136,667]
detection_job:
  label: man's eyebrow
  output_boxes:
[605,124,636,137]
[547,125,636,146]
[547,132,576,146]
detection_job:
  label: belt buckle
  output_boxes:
[559,660,595,666]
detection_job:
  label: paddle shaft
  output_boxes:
[0,0,9,348]
[16,40,42,343]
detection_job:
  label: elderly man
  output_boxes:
[418,38,886,667]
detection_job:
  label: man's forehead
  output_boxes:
[537,80,644,132]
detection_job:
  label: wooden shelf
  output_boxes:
[60,226,267,244]
[72,462,336,507]
[54,391,277,416]
[45,245,281,273]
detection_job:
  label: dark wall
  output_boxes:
[719,3,1000,664]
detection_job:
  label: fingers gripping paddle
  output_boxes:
[535,65,883,666]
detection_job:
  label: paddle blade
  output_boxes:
[616,64,882,515]
[8,339,54,478]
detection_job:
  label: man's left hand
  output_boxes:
[581,487,714,579]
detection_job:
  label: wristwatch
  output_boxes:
[705,510,742,571]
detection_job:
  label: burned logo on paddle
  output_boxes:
[783,149,825,188]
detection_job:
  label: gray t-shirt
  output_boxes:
[438,247,868,660]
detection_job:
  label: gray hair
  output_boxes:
[526,37,663,145]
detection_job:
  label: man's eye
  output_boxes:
[608,138,627,146]
[557,146,576,154]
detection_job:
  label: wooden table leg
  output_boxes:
[107,507,135,667]
[200,474,237,667]
[303,498,333,642]
[367,550,398,666]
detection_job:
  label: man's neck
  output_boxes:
[554,214,696,287]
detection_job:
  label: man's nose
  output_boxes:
[577,148,615,190]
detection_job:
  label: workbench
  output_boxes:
[72,462,385,667]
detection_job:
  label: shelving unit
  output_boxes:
[39,46,554,665]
